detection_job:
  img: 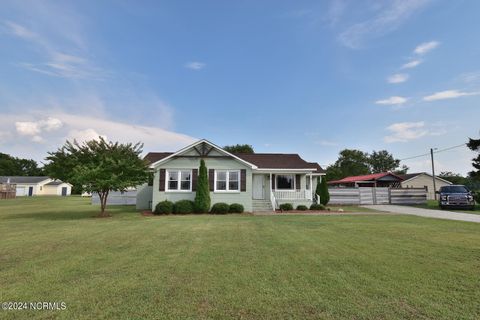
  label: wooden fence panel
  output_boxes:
[329,188,361,205]
[390,188,427,204]
[328,187,426,205]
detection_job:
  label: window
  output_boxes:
[215,170,240,192]
[166,170,192,191]
[276,175,294,190]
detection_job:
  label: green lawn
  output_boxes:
[0,197,479,319]
[415,199,480,214]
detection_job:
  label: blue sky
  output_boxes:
[0,0,479,174]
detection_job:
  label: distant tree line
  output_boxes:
[0,153,44,176]
[325,149,408,181]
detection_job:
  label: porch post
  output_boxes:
[310,174,313,200]
[269,173,272,196]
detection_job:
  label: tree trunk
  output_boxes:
[98,190,110,217]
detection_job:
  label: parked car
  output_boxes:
[437,185,476,210]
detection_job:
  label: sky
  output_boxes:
[0,0,479,175]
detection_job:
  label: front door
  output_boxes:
[61,187,67,196]
[253,175,265,199]
[28,186,33,197]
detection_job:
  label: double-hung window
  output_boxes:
[166,170,192,191]
[215,170,240,192]
[276,174,295,190]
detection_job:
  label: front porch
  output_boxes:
[252,172,321,210]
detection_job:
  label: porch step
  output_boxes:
[252,199,273,212]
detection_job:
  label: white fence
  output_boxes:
[91,190,137,206]
[329,187,426,205]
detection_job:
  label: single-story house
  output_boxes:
[137,139,325,212]
[0,176,72,197]
[328,172,403,188]
[399,172,452,200]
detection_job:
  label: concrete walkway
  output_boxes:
[362,205,480,223]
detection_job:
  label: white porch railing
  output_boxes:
[274,190,313,201]
[270,191,277,210]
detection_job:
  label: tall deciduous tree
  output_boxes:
[45,138,149,217]
[0,153,44,176]
[326,149,370,181]
[194,159,210,213]
[223,144,254,154]
[369,150,401,173]
[467,137,480,181]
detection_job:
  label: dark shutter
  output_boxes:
[296,175,301,190]
[192,169,198,191]
[209,169,215,191]
[240,169,246,192]
[271,174,276,190]
[159,169,165,191]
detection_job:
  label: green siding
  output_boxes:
[152,157,253,212]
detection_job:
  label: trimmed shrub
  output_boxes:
[279,203,293,211]
[229,203,244,213]
[174,200,194,214]
[310,203,326,211]
[316,177,330,206]
[473,190,480,203]
[296,205,308,211]
[211,202,229,214]
[194,159,211,213]
[154,200,174,215]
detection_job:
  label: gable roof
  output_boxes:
[144,140,325,172]
[399,172,453,184]
[45,180,71,186]
[0,176,51,184]
[148,139,258,169]
[329,172,403,184]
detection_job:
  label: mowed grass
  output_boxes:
[415,199,480,214]
[0,197,479,319]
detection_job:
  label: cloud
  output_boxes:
[67,128,107,143]
[413,40,439,55]
[423,90,480,101]
[338,0,431,48]
[387,73,409,83]
[375,96,408,105]
[456,71,480,84]
[3,19,105,79]
[325,0,347,26]
[384,121,428,143]
[401,59,422,69]
[0,111,197,160]
[14,117,63,142]
[315,140,338,146]
[184,62,206,70]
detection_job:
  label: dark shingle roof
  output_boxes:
[235,153,325,172]
[0,176,51,184]
[144,151,325,172]
[144,152,174,164]
[398,173,423,181]
[45,180,64,186]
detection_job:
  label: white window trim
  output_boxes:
[214,169,241,193]
[275,174,296,191]
[165,169,193,192]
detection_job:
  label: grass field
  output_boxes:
[0,197,479,319]
[415,199,480,214]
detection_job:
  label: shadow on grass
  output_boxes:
[2,206,139,221]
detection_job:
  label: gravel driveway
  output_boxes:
[362,205,480,223]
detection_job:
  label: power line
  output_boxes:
[399,143,467,161]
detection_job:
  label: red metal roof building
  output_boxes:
[328,172,403,188]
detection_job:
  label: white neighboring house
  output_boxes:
[0,176,72,197]
[399,172,452,200]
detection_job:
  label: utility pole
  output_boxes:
[430,148,437,200]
